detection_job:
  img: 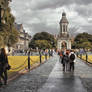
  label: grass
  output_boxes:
[81,55,92,63]
[87,55,92,63]
[7,56,46,77]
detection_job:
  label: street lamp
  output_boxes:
[0,5,5,23]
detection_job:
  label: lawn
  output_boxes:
[81,55,92,63]
[8,56,46,77]
[88,55,92,63]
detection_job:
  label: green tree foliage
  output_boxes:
[0,25,19,47]
[0,23,9,32]
[6,26,19,47]
[82,42,92,49]
[29,32,56,49]
[0,23,9,47]
[73,32,92,49]
[35,40,51,49]
[0,0,19,47]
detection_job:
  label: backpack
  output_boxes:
[70,53,75,61]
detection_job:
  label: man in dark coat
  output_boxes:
[0,48,9,85]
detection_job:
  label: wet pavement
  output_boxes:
[0,55,92,92]
[38,59,87,92]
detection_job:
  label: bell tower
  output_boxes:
[59,12,69,37]
[57,12,71,50]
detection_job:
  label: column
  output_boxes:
[62,24,63,33]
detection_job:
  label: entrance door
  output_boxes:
[61,41,67,49]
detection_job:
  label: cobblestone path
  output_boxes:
[0,55,92,92]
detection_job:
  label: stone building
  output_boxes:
[14,23,31,51]
[57,12,71,50]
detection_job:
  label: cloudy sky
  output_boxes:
[10,0,92,36]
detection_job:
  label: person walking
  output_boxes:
[0,57,4,86]
[61,55,66,71]
[48,49,51,58]
[69,51,76,72]
[0,48,10,85]
[59,50,63,63]
[45,49,48,61]
[62,53,69,72]
[65,52,70,71]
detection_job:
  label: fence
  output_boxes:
[7,53,51,78]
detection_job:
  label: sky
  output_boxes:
[10,0,92,36]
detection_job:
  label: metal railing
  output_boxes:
[9,53,50,71]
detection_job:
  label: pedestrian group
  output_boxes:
[58,49,76,72]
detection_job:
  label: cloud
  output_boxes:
[30,0,92,10]
[88,17,92,23]
[10,0,92,36]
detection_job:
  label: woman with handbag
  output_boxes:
[0,48,10,85]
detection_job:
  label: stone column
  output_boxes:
[67,41,68,49]
[62,24,63,33]
[69,41,71,49]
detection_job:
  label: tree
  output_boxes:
[6,26,19,47]
[82,42,92,49]
[72,32,92,49]
[0,1,19,48]
[0,25,19,47]
[35,40,52,49]
[0,24,9,47]
[29,32,56,49]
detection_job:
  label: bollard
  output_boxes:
[48,50,51,58]
[28,56,30,70]
[28,50,30,70]
[86,53,88,62]
[40,54,42,64]
[80,54,82,59]
[45,54,47,61]
[39,50,42,64]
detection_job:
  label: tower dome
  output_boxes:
[60,12,68,23]
[62,12,66,16]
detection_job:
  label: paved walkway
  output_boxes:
[38,59,87,92]
[1,55,92,92]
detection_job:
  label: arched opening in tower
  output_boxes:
[61,41,67,49]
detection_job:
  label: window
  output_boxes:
[63,25,65,32]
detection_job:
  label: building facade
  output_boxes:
[57,12,71,50]
[14,23,31,51]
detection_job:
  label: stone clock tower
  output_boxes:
[57,12,71,50]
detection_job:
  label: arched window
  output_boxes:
[60,25,62,33]
[63,25,65,32]
[61,41,67,49]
